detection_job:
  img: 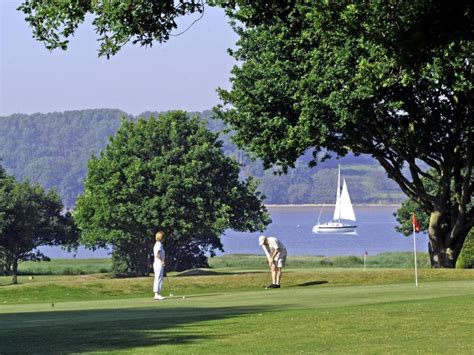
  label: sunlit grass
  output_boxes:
[2,260,472,353]
[0,277,472,354]
[1,266,472,305]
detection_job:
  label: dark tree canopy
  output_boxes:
[74,111,269,275]
[216,1,474,67]
[19,1,473,62]
[215,2,473,268]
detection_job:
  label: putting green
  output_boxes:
[1,280,473,353]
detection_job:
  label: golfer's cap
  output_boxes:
[258,235,266,245]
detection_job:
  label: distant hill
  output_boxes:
[0,109,404,207]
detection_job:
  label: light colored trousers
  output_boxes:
[153,262,164,293]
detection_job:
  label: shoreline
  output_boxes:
[264,204,401,207]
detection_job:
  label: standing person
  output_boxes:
[259,235,287,288]
[153,231,166,300]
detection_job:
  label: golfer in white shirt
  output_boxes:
[259,235,287,288]
[153,231,166,300]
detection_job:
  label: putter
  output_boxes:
[166,274,173,297]
[263,270,271,289]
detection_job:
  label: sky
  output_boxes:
[0,0,238,116]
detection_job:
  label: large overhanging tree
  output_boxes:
[18,1,472,60]
[214,2,473,268]
[395,170,473,268]
[74,111,269,275]
[18,1,473,268]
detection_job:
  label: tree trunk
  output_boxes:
[428,210,464,268]
[135,246,150,277]
[11,258,18,285]
[428,243,456,268]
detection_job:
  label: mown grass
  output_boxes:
[0,273,472,354]
[3,252,432,281]
[1,265,472,305]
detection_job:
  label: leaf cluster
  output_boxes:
[0,109,127,207]
[0,167,79,275]
[216,1,473,225]
[74,111,270,272]
[18,0,204,58]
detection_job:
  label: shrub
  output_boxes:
[456,229,474,269]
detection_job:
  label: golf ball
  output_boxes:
[182,296,185,299]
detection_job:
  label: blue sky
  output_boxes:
[0,1,237,116]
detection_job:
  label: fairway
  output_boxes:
[1,279,473,353]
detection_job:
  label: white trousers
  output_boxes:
[153,262,164,293]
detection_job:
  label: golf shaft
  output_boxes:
[166,274,172,296]
[265,269,271,288]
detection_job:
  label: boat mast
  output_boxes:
[335,165,341,222]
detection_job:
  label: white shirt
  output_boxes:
[262,237,287,260]
[153,241,165,264]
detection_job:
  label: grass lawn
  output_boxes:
[1,266,473,353]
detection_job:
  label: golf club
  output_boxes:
[166,274,174,297]
[263,270,271,289]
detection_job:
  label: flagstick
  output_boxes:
[363,252,367,272]
[413,227,418,287]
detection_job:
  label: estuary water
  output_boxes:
[221,205,428,257]
[39,205,428,258]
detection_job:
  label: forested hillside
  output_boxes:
[0,109,404,207]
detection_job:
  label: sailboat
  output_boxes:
[312,165,357,233]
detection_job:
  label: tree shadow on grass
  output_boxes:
[295,280,329,287]
[0,304,274,353]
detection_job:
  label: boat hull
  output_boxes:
[312,222,357,234]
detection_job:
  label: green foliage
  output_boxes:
[74,111,270,275]
[215,2,473,267]
[0,109,406,208]
[17,258,111,275]
[18,0,204,58]
[208,252,431,270]
[0,167,79,283]
[354,1,474,68]
[0,109,126,207]
[395,198,430,236]
[395,170,473,267]
[19,0,473,65]
[456,229,474,269]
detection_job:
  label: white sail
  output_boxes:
[332,166,341,220]
[312,165,357,234]
[339,179,356,221]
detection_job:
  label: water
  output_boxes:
[39,206,429,258]
[221,205,428,257]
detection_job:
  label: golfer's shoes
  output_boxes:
[266,284,281,289]
[154,294,165,300]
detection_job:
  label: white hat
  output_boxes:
[258,235,266,245]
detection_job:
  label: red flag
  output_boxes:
[412,213,420,233]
